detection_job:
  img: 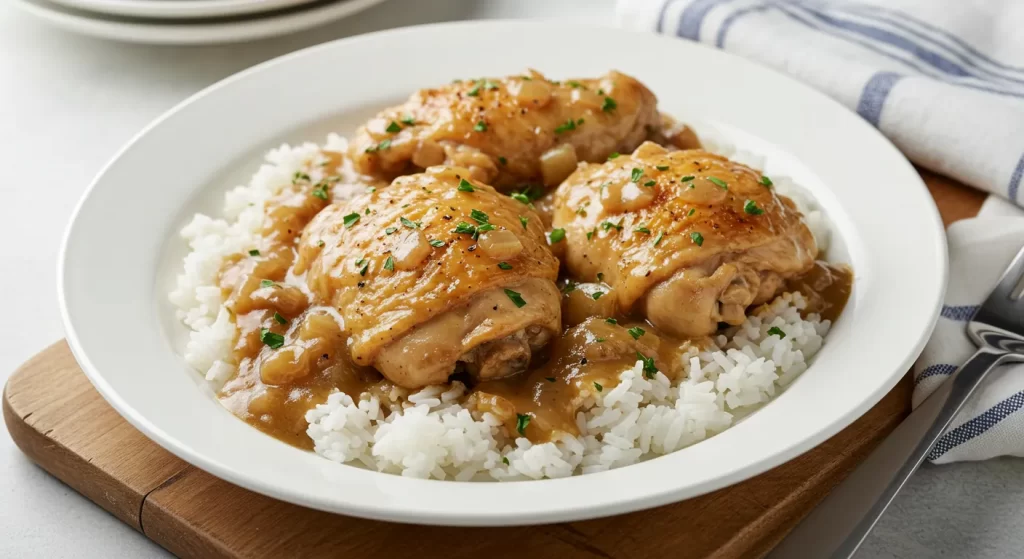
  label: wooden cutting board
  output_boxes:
[3,171,983,559]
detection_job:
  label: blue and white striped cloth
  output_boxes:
[618,0,1024,463]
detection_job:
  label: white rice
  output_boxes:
[170,133,834,481]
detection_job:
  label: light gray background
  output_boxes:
[2,0,1023,557]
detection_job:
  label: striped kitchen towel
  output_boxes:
[618,0,1024,206]
[618,0,1024,463]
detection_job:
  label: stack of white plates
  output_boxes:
[13,0,388,44]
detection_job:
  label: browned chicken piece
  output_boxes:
[294,166,562,389]
[551,142,817,337]
[349,70,661,190]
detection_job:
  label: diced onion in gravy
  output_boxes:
[540,144,578,186]
[477,229,523,260]
[392,230,432,270]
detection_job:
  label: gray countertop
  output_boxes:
[2,0,1021,556]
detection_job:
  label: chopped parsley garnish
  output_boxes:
[470,209,490,224]
[690,232,704,246]
[273,312,288,325]
[367,186,376,193]
[594,382,603,392]
[342,212,360,228]
[688,208,696,216]
[597,272,604,281]
[385,226,398,235]
[602,96,617,112]
[586,229,595,240]
[292,171,311,183]
[544,377,556,383]
[635,225,651,234]
[515,413,531,435]
[768,326,786,339]
[636,351,658,378]
[548,228,566,243]
[608,152,620,160]
[377,139,392,151]
[680,175,695,182]
[385,121,401,133]
[466,84,480,96]
[316,240,325,248]
[312,184,329,200]
[510,192,531,204]
[259,279,276,288]
[498,261,513,270]
[453,222,477,235]
[383,255,394,272]
[502,457,510,465]
[630,168,644,182]
[474,121,488,132]
[519,215,528,229]
[554,119,578,134]
[355,257,366,266]
[483,80,498,90]
[498,156,508,165]
[400,217,420,229]
[643,180,656,187]
[457,178,475,192]
[601,220,623,232]
[596,337,607,342]
[400,114,415,125]
[429,239,446,247]
[260,328,285,349]
[359,262,369,276]
[627,326,645,340]
[653,231,665,246]
[504,288,527,308]
[655,165,670,171]
[561,280,577,295]
[760,175,774,187]
[591,291,605,300]
[743,199,765,215]
[248,249,260,256]
[708,177,728,190]
[567,80,583,88]
[605,318,618,325]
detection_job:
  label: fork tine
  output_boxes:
[972,244,1024,344]
[986,243,1024,306]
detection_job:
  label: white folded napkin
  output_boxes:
[618,0,1024,463]
[617,0,1024,205]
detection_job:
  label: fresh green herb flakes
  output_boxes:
[504,288,527,308]
[260,328,285,349]
[743,200,765,215]
[516,413,531,434]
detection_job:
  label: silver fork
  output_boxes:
[768,244,1024,559]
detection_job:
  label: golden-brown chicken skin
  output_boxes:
[349,70,660,190]
[551,142,817,337]
[294,166,561,389]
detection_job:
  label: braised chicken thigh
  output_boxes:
[551,142,817,337]
[295,166,561,389]
[349,70,660,190]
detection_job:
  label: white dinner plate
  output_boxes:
[59,21,947,526]
[45,0,317,21]
[13,0,387,45]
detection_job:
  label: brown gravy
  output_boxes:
[213,153,854,448]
